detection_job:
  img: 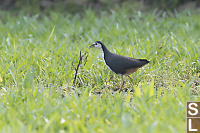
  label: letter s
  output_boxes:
[188,103,198,116]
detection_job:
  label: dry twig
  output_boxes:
[72,51,88,87]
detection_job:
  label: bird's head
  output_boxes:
[89,41,103,49]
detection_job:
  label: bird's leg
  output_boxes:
[127,75,134,85]
[127,75,135,93]
[119,75,125,93]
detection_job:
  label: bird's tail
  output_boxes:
[138,59,150,67]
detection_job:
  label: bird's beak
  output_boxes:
[89,43,95,48]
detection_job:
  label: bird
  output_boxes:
[89,41,149,92]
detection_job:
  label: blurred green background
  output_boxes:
[0,0,200,12]
[0,0,200,133]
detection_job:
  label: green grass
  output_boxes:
[0,7,200,133]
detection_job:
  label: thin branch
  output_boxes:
[72,51,88,87]
[73,51,82,86]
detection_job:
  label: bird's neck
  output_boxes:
[101,44,110,55]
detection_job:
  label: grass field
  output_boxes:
[0,7,200,133]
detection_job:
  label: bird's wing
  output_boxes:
[104,53,149,74]
[116,55,149,68]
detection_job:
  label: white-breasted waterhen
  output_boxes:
[89,41,149,92]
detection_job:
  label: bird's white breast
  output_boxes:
[99,48,113,72]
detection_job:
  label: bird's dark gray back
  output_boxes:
[104,52,147,74]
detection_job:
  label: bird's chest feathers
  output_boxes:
[99,49,113,71]
[100,49,104,58]
[99,47,106,60]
